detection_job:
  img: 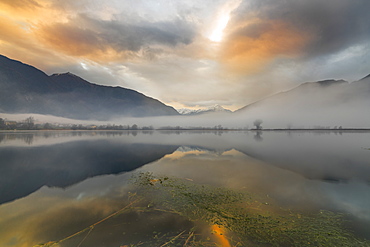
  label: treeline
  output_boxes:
[157,125,230,130]
[0,117,38,130]
[0,117,154,131]
[0,117,235,131]
[71,124,154,130]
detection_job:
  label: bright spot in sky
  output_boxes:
[208,0,242,42]
[210,15,231,42]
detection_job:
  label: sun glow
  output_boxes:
[210,15,231,42]
[208,0,242,42]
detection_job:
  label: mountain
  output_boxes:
[177,104,232,115]
[0,55,179,120]
[235,77,370,128]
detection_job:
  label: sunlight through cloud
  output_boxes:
[208,0,242,42]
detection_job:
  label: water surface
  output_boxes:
[0,130,369,246]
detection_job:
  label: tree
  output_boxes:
[131,124,138,130]
[24,116,35,129]
[43,123,52,129]
[253,119,263,130]
[0,118,5,129]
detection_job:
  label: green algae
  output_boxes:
[34,172,370,247]
[131,172,370,247]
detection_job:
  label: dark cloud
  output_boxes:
[97,17,195,51]
[39,14,196,58]
[234,0,370,58]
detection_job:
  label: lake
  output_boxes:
[0,130,370,246]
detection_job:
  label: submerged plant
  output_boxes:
[35,172,370,247]
[131,172,370,247]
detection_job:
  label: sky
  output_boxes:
[0,0,370,110]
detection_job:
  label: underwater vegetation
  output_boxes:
[35,172,370,247]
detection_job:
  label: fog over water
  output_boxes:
[3,75,370,130]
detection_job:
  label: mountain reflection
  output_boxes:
[0,134,178,205]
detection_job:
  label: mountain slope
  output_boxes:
[0,55,179,120]
[235,77,370,128]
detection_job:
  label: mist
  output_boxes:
[116,75,370,129]
[231,76,370,129]
[2,74,370,130]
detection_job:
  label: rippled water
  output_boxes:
[0,130,369,246]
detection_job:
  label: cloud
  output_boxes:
[37,14,196,61]
[213,0,370,95]
[0,0,41,9]
[232,0,370,58]
[221,18,311,74]
[0,14,70,70]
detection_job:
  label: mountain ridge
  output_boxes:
[0,55,179,120]
[235,79,353,112]
[235,75,370,128]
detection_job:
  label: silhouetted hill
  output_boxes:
[0,55,179,119]
[235,77,370,128]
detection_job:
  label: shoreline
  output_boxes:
[1,128,370,133]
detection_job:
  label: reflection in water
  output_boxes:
[0,130,151,145]
[0,183,195,247]
[0,130,370,246]
[0,132,34,144]
[0,134,178,204]
[253,130,263,141]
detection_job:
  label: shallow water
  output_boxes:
[0,130,370,246]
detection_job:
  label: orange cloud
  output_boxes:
[0,0,41,15]
[0,0,197,67]
[0,0,41,8]
[220,19,311,74]
[0,0,63,24]
[0,15,74,72]
[39,23,102,56]
[0,0,80,70]
[36,22,130,62]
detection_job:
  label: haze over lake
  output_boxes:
[1,130,369,246]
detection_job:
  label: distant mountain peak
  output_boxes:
[177,104,232,115]
[207,104,226,111]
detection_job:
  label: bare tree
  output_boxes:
[24,116,35,129]
[253,119,263,130]
[0,118,5,129]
